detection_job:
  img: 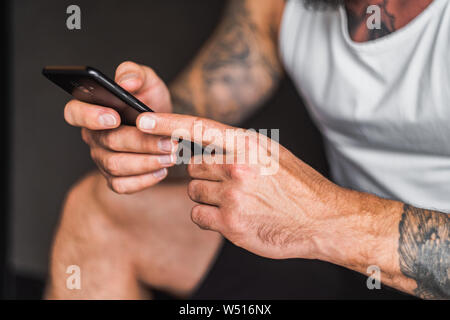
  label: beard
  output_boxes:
[303,0,345,9]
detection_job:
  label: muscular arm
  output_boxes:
[170,0,285,125]
[317,192,449,299]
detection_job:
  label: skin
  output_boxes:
[47,173,221,298]
[344,0,434,42]
[48,0,284,299]
[135,111,449,299]
[48,0,449,299]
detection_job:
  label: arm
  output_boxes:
[133,113,450,299]
[170,0,447,298]
[316,192,449,299]
[63,0,286,194]
[170,0,286,124]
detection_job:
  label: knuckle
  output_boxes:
[191,205,202,223]
[104,155,121,176]
[227,164,250,181]
[191,206,211,230]
[188,116,202,136]
[140,135,157,152]
[102,131,119,150]
[187,180,200,200]
[109,178,127,194]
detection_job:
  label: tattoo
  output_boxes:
[171,73,197,116]
[202,0,281,123]
[369,0,396,40]
[346,0,397,41]
[170,0,283,124]
[398,204,450,299]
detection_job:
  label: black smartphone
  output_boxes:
[42,66,154,125]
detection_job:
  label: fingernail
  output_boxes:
[158,138,175,152]
[153,168,167,178]
[99,114,117,127]
[118,73,138,84]
[139,115,156,130]
[158,155,175,165]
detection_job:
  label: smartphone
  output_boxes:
[42,66,154,125]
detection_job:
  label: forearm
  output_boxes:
[314,189,450,299]
[169,0,285,125]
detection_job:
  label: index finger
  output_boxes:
[136,113,236,151]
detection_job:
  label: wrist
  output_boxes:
[310,187,402,273]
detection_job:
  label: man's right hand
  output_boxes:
[64,61,178,194]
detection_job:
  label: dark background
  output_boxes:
[1,0,411,299]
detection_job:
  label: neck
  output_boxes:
[344,0,434,42]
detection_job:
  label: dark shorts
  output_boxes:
[155,239,415,300]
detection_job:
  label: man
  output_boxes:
[47,0,449,299]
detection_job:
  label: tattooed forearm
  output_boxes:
[170,0,284,124]
[398,204,450,299]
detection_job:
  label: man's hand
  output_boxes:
[64,61,178,194]
[135,112,345,259]
[135,112,450,299]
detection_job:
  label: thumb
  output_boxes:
[115,61,171,112]
[115,61,146,93]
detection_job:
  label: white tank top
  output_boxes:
[279,0,450,212]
